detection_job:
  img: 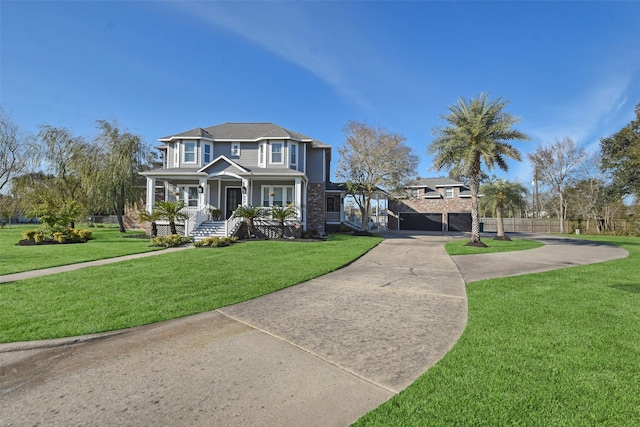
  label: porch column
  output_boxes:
[241,178,249,206]
[198,177,207,209]
[340,191,346,222]
[146,177,155,213]
[295,178,302,220]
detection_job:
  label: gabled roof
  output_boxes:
[407,177,465,188]
[159,123,331,148]
[197,155,249,174]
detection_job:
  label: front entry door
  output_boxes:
[226,188,243,219]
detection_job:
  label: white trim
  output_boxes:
[158,136,215,143]
[198,155,249,173]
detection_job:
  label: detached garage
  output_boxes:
[399,213,443,231]
[447,213,472,232]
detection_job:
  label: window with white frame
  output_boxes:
[445,187,454,198]
[410,188,419,198]
[173,143,179,166]
[183,142,196,163]
[258,143,266,167]
[290,143,297,167]
[271,142,283,164]
[231,143,240,157]
[203,144,212,164]
[179,185,199,207]
[262,185,294,207]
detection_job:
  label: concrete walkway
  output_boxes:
[0,232,628,426]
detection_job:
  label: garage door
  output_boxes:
[399,213,443,231]
[448,213,472,232]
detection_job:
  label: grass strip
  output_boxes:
[354,235,640,425]
[0,234,382,343]
[0,225,159,276]
[445,236,544,255]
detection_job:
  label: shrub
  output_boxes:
[150,234,192,248]
[53,232,67,243]
[194,236,238,248]
[73,229,93,241]
[21,230,38,240]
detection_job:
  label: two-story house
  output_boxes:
[387,177,474,232]
[140,122,345,238]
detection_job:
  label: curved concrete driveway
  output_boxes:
[0,232,628,426]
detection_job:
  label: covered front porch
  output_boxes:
[142,171,306,238]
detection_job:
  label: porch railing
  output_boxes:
[226,215,241,236]
[185,206,211,236]
[325,211,341,223]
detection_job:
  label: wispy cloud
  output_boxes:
[171,2,375,110]
[526,71,632,149]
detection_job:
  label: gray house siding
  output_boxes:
[306,148,325,183]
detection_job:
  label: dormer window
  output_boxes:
[183,142,196,164]
[445,187,454,198]
[410,188,419,198]
[231,143,240,157]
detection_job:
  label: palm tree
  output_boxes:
[429,93,529,247]
[269,204,298,238]
[139,209,161,237]
[232,205,265,238]
[480,179,527,240]
[153,200,189,235]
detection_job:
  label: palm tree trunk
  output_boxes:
[493,203,511,241]
[170,219,177,235]
[466,159,487,247]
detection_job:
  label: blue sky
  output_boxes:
[2,1,639,185]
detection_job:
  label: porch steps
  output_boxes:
[190,220,226,241]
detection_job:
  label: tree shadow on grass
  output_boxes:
[611,284,640,294]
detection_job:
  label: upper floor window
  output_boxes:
[410,188,419,198]
[231,143,241,157]
[445,187,454,198]
[203,144,212,164]
[258,143,266,167]
[173,144,179,166]
[290,143,297,166]
[271,143,283,164]
[183,142,196,163]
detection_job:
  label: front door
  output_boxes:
[226,187,243,219]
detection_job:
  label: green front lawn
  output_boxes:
[0,225,160,275]
[354,235,640,425]
[0,234,383,343]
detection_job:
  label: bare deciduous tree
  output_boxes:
[337,120,418,232]
[0,107,25,192]
[528,137,585,233]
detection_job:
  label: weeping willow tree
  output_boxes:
[429,94,529,247]
[82,120,148,233]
